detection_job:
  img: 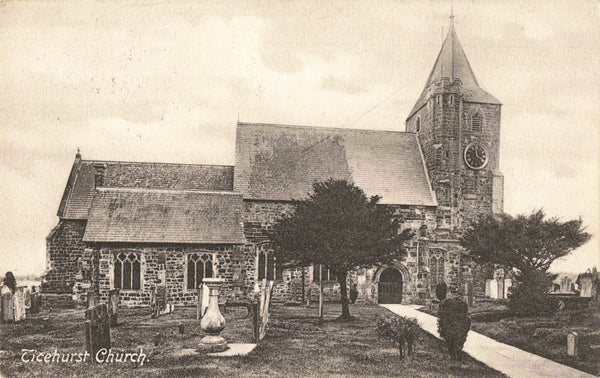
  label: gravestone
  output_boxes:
[196,284,209,320]
[29,293,41,314]
[13,288,26,322]
[464,281,474,306]
[84,303,111,360]
[578,275,593,297]
[504,279,513,298]
[151,286,172,318]
[1,292,13,323]
[108,289,119,326]
[252,280,274,342]
[567,332,578,357]
[489,279,499,299]
[497,278,505,299]
[485,279,492,297]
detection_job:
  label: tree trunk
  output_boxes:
[337,271,352,320]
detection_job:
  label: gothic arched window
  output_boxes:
[416,117,421,133]
[187,252,215,289]
[114,252,141,290]
[428,249,446,286]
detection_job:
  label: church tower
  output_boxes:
[406,13,504,232]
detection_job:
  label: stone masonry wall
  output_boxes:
[44,220,87,294]
[93,244,255,307]
[405,78,502,298]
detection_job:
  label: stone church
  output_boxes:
[43,15,503,307]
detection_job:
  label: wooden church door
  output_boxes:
[378,267,403,304]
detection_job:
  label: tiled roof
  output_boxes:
[58,160,234,219]
[234,122,437,206]
[407,18,500,120]
[82,188,245,244]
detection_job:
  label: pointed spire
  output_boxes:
[407,10,501,120]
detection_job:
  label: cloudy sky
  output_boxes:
[1,0,599,276]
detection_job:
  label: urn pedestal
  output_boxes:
[197,278,228,353]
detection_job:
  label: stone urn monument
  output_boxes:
[197,278,228,353]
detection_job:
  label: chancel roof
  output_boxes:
[234,122,437,206]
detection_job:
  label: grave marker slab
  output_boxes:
[108,289,119,326]
[13,288,26,322]
[85,303,111,360]
[567,332,578,357]
[1,292,13,323]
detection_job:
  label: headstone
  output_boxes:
[29,293,41,314]
[497,278,505,299]
[485,279,492,297]
[504,279,512,299]
[578,276,593,297]
[567,332,578,357]
[1,292,13,323]
[489,279,499,299]
[13,288,26,322]
[151,285,169,318]
[108,289,119,326]
[465,281,474,306]
[84,303,111,360]
[254,279,275,342]
[196,284,209,320]
[561,276,573,293]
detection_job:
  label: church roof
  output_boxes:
[58,160,234,219]
[234,122,437,206]
[407,16,501,120]
[82,188,245,244]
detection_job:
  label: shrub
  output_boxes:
[376,315,420,359]
[438,298,471,359]
[508,271,558,317]
[435,282,447,301]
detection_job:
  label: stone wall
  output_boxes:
[92,244,255,307]
[43,219,87,295]
[406,77,502,228]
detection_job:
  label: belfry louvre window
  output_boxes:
[257,246,282,281]
[114,252,141,290]
[187,253,214,290]
[313,264,337,282]
[472,113,482,132]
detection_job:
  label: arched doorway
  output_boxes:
[378,267,403,304]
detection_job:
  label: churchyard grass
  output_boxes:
[0,303,504,377]
[467,299,600,375]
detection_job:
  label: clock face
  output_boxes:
[464,142,489,170]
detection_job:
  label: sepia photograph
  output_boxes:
[0,0,599,376]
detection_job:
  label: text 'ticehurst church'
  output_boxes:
[43,14,505,307]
